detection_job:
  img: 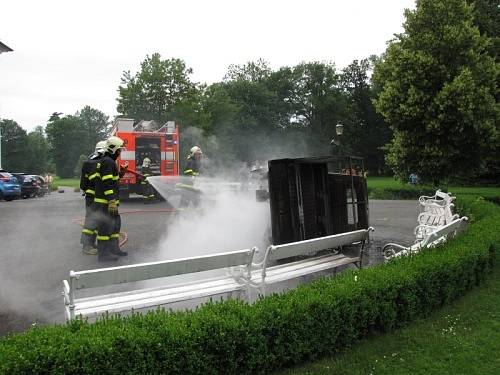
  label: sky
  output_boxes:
[0,0,415,132]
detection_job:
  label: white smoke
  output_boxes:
[148,176,271,260]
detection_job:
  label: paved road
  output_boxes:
[0,190,419,336]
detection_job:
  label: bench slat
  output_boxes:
[268,229,368,262]
[76,276,242,309]
[77,278,245,318]
[420,218,466,248]
[73,249,254,290]
[255,254,358,285]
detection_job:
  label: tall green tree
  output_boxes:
[117,53,199,125]
[373,0,499,184]
[77,106,109,151]
[340,58,391,174]
[467,0,500,51]
[26,126,49,174]
[0,119,28,172]
[45,115,87,178]
[218,60,281,161]
[467,0,500,180]
[224,59,272,82]
[270,62,348,154]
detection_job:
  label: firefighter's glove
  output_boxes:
[108,200,119,216]
[119,162,128,178]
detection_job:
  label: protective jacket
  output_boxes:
[80,153,101,198]
[94,154,120,205]
[183,155,201,176]
[141,165,152,180]
[80,152,102,249]
[94,153,123,259]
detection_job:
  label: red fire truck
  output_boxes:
[110,118,180,199]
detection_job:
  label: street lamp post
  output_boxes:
[335,123,344,156]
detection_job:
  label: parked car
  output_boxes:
[11,173,39,198]
[0,172,21,201]
[32,175,49,196]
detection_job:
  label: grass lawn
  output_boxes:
[276,264,500,375]
[53,177,80,189]
[367,176,500,197]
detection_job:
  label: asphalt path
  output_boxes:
[0,189,419,336]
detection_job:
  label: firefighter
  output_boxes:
[94,136,127,261]
[184,146,202,177]
[140,157,155,203]
[180,146,203,208]
[80,141,106,255]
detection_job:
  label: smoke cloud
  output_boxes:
[148,176,271,261]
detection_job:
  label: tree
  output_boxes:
[269,62,348,155]
[73,154,88,178]
[117,53,199,124]
[76,106,110,152]
[373,0,499,184]
[26,126,49,174]
[224,59,272,82]
[340,58,391,174]
[46,115,87,178]
[467,0,500,180]
[466,0,500,49]
[0,119,28,171]
[216,61,282,161]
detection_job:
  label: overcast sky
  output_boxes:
[0,0,415,131]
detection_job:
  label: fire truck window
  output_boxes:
[136,138,161,175]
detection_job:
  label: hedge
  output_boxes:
[368,186,436,200]
[0,196,499,374]
[368,185,500,200]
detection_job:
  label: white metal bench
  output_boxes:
[383,217,468,260]
[419,190,455,209]
[246,228,374,296]
[63,248,255,321]
[415,191,458,241]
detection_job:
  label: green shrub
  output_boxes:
[0,198,499,374]
[368,186,436,200]
[368,184,500,201]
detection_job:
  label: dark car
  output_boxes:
[0,172,21,201]
[32,175,49,196]
[11,173,39,198]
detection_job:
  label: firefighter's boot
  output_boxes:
[98,251,118,262]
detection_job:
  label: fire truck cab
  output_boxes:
[110,118,180,199]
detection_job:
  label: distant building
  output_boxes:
[0,41,13,54]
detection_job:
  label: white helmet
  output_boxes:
[95,141,107,153]
[105,136,125,155]
[190,146,202,156]
[142,157,151,167]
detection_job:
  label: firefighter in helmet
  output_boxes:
[184,146,202,176]
[80,140,106,255]
[140,157,155,203]
[94,136,127,261]
[179,146,203,208]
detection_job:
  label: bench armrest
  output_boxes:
[383,242,412,260]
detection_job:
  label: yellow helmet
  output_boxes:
[190,146,202,156]
[95,141,107,153]
[105,136,125,155]
[142,157,151,167]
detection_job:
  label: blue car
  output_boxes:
[0,171,21,201]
